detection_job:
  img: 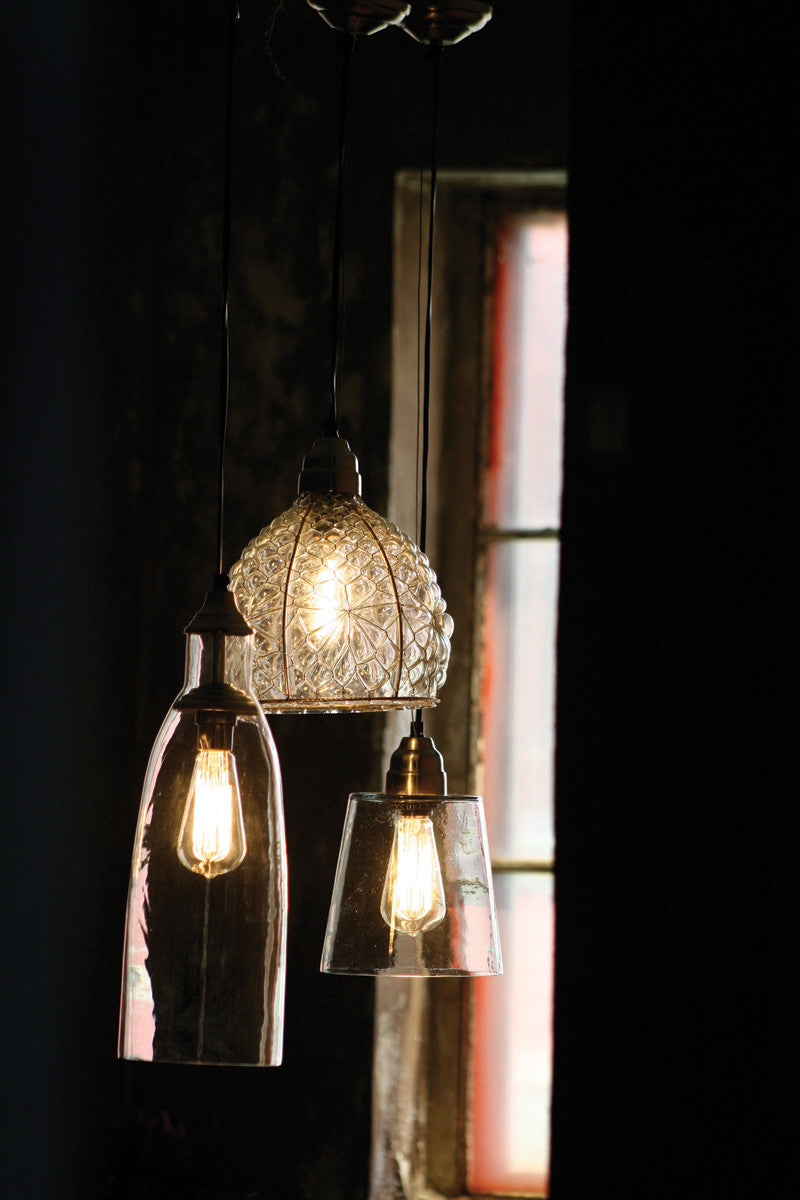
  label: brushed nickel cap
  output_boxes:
[298,435,363,495]
[385,734,447,796]
[184,575,252,637]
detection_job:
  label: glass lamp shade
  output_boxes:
[118,583,288,1066]
[229,437,453,713]
[401,1,493,46]
[307,1,411,36]
[321,734,502,976]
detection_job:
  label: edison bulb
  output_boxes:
[301,566,349,650]
[380,814,446,935]
[178,748,247,879]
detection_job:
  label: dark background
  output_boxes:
[1,2,793,1198]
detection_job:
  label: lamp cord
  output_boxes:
[215,0,238,581]
[325,31,356,438]
[414,166,424,549]
[413,40,444,740]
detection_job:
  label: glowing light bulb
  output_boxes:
[303,566,349,651]
[380,814,446,936]
[178,748,247,879]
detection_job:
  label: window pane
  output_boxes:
[478,538,559,863]
[468,871,554,1195]
[485,212,567,531]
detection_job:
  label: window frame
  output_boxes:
[371,170,567,1200]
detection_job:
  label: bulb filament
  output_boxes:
[381,814,445,937]
[178,748,246,879]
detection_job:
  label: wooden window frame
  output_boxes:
[370,170,567,1200]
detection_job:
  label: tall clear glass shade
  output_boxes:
[118,625,287,1066]
[321,735,502,976]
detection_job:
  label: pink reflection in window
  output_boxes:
[468,209,567,1196]
[469,875,554,1195]
[486,213,566,532]
[479,539,559,863]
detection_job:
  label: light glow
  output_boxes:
[298,563,351,650]
[380,814,445,936]
[177,748,247,879]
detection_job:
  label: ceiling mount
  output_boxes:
[307,0,411,36]
[401,1,492,46]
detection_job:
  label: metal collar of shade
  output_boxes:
[320,733,503,976]
[229,437,453,713]
[175,577,259,719]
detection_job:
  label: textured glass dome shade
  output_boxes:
[321,732,502,976]
[118,585,288,1066]
[230,437,453,713]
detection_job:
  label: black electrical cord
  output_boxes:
[413,40,444,741]
[325,31,356,438]
[418,40,442,562]
[414,166,424,541]
[215,0,238,583]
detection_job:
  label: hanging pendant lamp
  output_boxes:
[118,2,288,1066]
[321,0,500,977]
[230,435,453,712]
[230,2,453,713]
[321,729,502,975]
[119,579,288,1064]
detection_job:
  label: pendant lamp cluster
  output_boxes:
[119,0,497,1071]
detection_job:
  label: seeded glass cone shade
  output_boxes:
[230,438,453,712]
[321,734,502,975]
[119,587,288,1066]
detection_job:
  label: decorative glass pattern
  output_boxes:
[230,492,453,712]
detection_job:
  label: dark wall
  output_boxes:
[4,3,791,1197]
[1,3,568,1198]
[551,5,793,1197]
